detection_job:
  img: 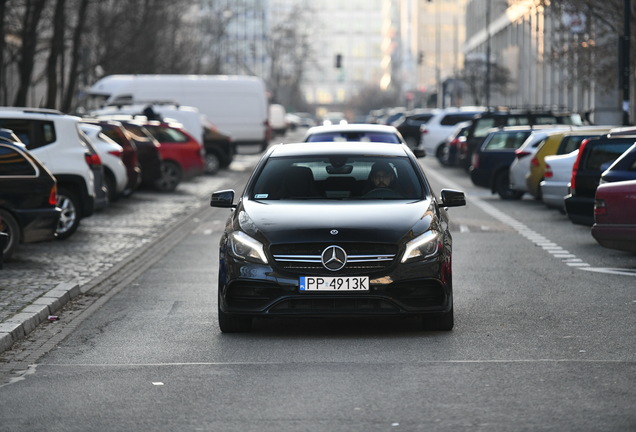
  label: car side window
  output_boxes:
[0,145,37,176]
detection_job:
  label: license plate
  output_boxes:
[299,276,369,292]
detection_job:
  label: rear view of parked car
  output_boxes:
[592,180,636,253]
[470,127,533,199]
[0,140,61,259]
[564,135,635,225]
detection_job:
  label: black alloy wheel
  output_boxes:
[0,209,19,260]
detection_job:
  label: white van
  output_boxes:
[268,103,287,136]
[88,75,269,149]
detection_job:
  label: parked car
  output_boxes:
[508,127,574,198]
[541,151,579,211]
[0,140,61,260]
[591,179,636,253]
[469,127,534,199]
[209,142,466,332]
[82,119,141,197]
[110,119,163,189]
[419,107,485,161]
[142,121,206,190]
[0,108,98,239]
[564,135,635,225]
[525,127,612,199]
[92,103,234,175]
[0,128,21,143]
[269,103,287,136]
[80,123,128,202]
[458,109,583,171]
[600,142,636,183]
[439,121,471,167]
[201,121,234,175]
[391,110,437,149]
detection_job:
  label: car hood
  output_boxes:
[238,199,437,245]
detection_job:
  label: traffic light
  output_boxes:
[335,53,342,69]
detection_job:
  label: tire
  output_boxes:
[56,187,81,240]
[154,161,182,192]
[105,170,118,202]
[218,307,253,333]
[204,152,221,175]
[435,144,445,163]
[422,306,454,331]
[0,209,20,260]
[495,171,524,200]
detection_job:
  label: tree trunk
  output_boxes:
[14,0,48,107]
[62,0,89,113]
[45,0,65,109]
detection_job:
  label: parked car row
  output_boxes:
[456,120,636,254]
[0,106,222,260]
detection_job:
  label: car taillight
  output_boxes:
[419,125,428,134]
[472,152,479,169]
[108,149,123,158]
[594,198,606,217]
[85,152,102,167]
[49,184,58,206]
[570,140,589,193]
[449,138,459,148]
[544,163,553,179]
[515,150,531,159]
[530,156,539,167]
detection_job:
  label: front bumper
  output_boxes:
[219,256,453,318]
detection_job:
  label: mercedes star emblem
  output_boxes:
[321,245,347,271]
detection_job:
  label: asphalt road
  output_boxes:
[0,132,634,431]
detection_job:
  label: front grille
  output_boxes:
[271,243,397,275]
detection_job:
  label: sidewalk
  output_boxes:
[0,156,255,354]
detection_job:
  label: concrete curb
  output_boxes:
[0,281,80,354]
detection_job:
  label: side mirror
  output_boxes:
[210,189,236,208]
[440,189,466,207]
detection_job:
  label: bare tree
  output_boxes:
[44,0,64,108]
[14,0,48,106]
[460,57,511,106]
[264,5,315,109]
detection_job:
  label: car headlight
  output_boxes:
[228,231,268,264]
[401,231,441,263]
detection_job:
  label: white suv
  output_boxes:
[420,107,486,161]
[0,108,98,239]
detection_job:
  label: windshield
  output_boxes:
[250,155,426,200]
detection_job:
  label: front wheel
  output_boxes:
[495,171,524,200]
[0,209,19,260]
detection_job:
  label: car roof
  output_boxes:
[268,142,411,158]
[305,124,400,134]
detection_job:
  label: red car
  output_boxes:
[591,179,636,253]
[143,121,205,191]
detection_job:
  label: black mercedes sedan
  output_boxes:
[210,142,466,332]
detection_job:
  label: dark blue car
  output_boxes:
[601,141,636,183]
[469,127,533,199]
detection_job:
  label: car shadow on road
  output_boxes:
[227,316,453,339]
